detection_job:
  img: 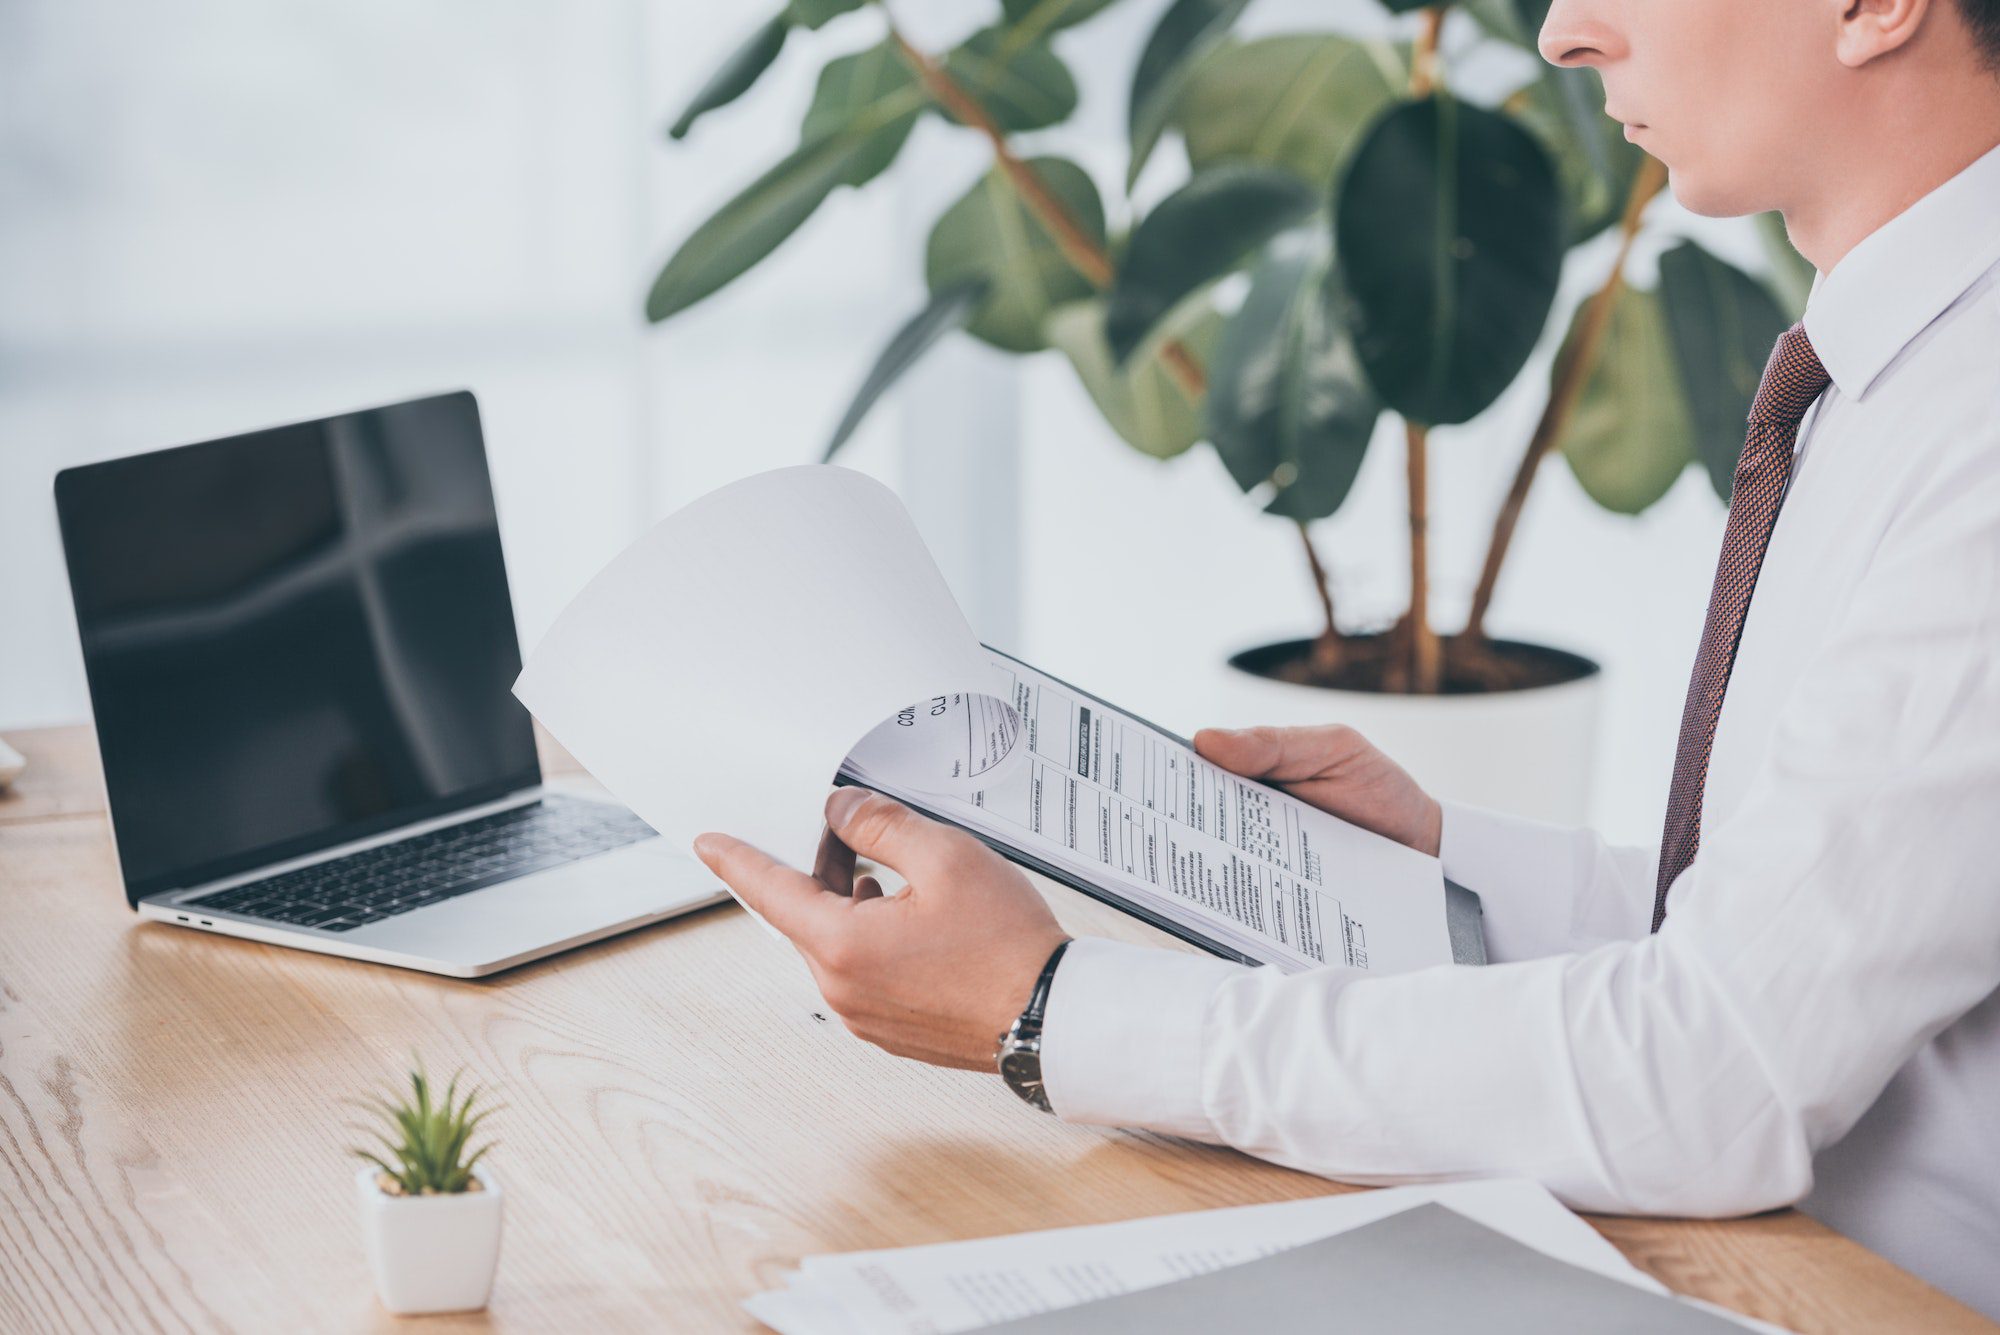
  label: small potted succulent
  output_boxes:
[350,1063,505,1316]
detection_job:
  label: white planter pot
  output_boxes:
[1207,639,1604,827]
[356,1166,504,1315]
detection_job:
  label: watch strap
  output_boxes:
[1018,938,1071,1035]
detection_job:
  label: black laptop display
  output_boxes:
[55,392,540,905]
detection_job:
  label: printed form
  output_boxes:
[846,651,1452,976]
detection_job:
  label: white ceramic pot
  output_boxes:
[1206,639,1604,827]
[356,1166,504,1315]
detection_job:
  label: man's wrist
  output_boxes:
[1417,795,1444,858]
[995,937,1073,1111]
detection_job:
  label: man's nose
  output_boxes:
[1537,0,1628,67]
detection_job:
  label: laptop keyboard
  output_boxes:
[186,795,656,932]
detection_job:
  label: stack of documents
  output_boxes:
[518,466,1458,975]
[743,1180,1783,1334]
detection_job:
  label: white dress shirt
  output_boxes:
[1042,142,2000,1319]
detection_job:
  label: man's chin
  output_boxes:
[1662,167,1768,220]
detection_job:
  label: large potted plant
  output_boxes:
[645,0,1807,822]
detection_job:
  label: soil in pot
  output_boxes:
[1232,633,1599,696]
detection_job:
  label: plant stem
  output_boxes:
[1461,152,1668,641]
[887,29,1112,288]
[1403,420,1442,693]
[884,24,1210,410]
[1297,521,1345,675]
[1409,6,1449,98]
[1157,339,1208,397]
[1391,4,1449,695]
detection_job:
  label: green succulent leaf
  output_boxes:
[941,28,1080,133]
[1558,287,1695,514]
[1001,0,1123,33]
[786,0,867,28]
[668,15,791,141]
[1333,94,1565,426]
[1512,0,1554,35]
[1127,0,1253,189]
[822,278,991,461]
[1657,240,1792,503]
[350,1064,498,1196]
[1754,211,1816,320]
[1206,233,1382,521]
[800,39,925,188]
[1463,0,1523,43]
[1106,163,1319,364]
[1467,0,1553,42]
[647,44,925,323]
[1168,35,1402,192]
[1511,66,1642,243]
[649,134,875,322]
[1376,0,1441,11]
[1046,297,1223,459]
[925,157,1107,353]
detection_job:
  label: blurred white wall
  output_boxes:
[1,0,1768,843]
[0,0,926,727]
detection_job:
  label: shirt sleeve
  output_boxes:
[1438,802,1658,962]
[1042,441,2000,1217]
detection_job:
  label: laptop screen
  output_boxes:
[55,392,541,904]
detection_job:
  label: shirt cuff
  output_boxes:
[1439,801,1655,959]
[1039,936,1244,1136]
[1439,800,1588,963]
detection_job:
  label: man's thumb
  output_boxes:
[823,787,946,876]
[1193,725,1278,776]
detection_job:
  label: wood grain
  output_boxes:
[0,725,1991,1334]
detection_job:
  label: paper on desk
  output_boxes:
[981,1204,1756,1333]
[742,1179,1781,1335]
[514,466,1023,883]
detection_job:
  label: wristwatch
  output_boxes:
[997,939,1073,1113]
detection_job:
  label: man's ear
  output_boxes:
[1836,0,1932,67]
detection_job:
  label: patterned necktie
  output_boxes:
[1652,324,1830,932]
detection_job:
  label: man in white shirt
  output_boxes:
[694,0,2000,1316]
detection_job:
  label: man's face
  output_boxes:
[1539,0,1843,217]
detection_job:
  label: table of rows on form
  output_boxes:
[1005,670,1318,875]
[979,668,1360,967]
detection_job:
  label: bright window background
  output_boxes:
[1,0,1759,843]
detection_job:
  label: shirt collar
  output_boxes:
[1803,141,2000,401]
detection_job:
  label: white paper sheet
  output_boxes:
[741,1179,1777,1334]
[514,466,1022,877]
[516,465,1448,971]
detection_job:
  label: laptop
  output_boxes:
[54,391,729,977]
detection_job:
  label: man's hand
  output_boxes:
[1194,724,1442,857]
[692,788,1069,1071]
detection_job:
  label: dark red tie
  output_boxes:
[1652,325,1830,932]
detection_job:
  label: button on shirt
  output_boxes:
[1040,143,2000,1320]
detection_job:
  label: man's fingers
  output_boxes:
[823,787,973,884]
[853,874,884,902]
[811,823,858,895]
[1193,726,1284,777]
[1193,724,1356,782]
[693,832,850,941]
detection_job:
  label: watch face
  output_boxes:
[999,1047,1047,1108]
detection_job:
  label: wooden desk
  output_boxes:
[1,724,1989,1334]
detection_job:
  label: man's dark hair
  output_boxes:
[1964,0,2000,72]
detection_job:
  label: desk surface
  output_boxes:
[1,724,1991,1334]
